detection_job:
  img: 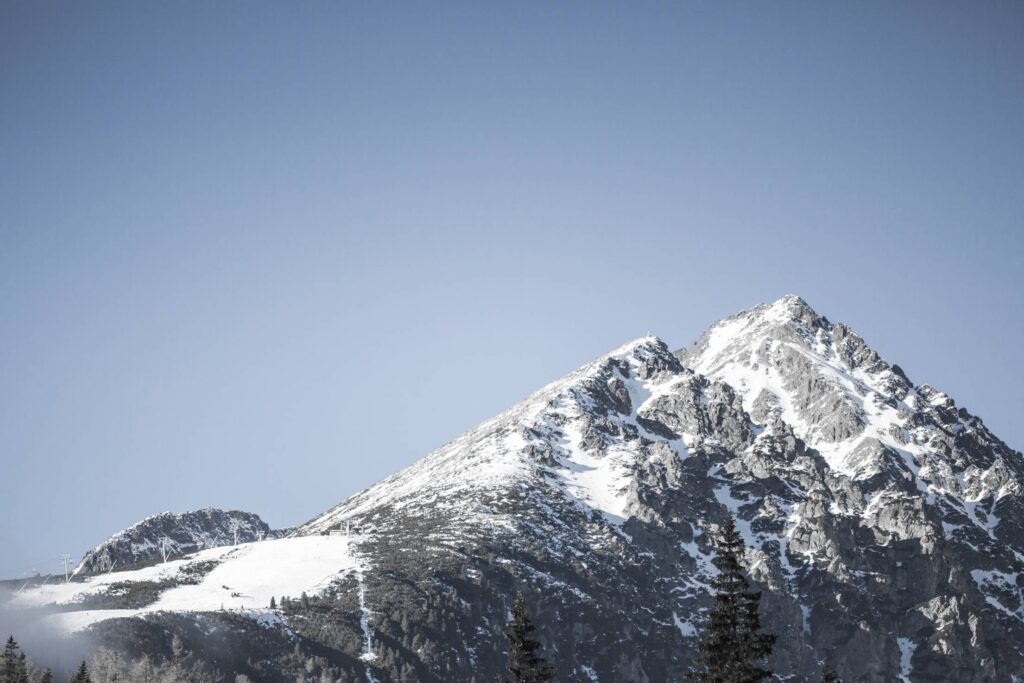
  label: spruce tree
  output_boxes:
[503,593,554,683]
[1,636,29,683]
[820,665,840,682]
[39,670,53,683]
[15,653,28,683]
[1,636,17,682]
[687,515,777,683]
[68,661,90,683]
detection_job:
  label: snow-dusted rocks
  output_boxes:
[73,508,284,576]
[6,296,1023,681]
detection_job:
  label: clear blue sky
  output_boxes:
[2,2,1022,577]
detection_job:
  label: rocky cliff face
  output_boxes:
[674,296,1024,680]
[10,296,1024,682]
[74,508,282,576]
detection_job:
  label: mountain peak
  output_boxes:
[680,297,1020,496]
[769,292,812,311]
[604,334,667,358]
[9,299,1024,681]
[680,297,910,465]
[679,295,828,378]
[762,293,822,321]
[739,294,831,332]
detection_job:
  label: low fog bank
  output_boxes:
[0,583,95,678]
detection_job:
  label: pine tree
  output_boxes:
[69,661,90,683]
[2,636,17,682]
[39,669,53,683]
[503,593,554,683]
[820,665,840,682]
[1,636,29,683]
[687,516,777,683]
[15,653,28,683]
[270,596,276,609]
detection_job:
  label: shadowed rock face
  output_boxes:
[20,296,1024,682]
[74,508,282,576]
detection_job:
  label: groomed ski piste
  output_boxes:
[8,532,375,659]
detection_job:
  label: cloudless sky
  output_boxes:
[1,2,1022,577]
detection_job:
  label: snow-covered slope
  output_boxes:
[15,535,362,633]
[7,296,1024,682]
[302,336,693,533]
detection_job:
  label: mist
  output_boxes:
[0,582,97,678]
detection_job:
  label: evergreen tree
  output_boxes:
[269,596,276,609]
[68,661,90,683]
[820,665,840,682]
[171,634,186,661]
[687,516,777,683]
[2,636,17,682]
[1,636,29,683]
[39,670,53,683]
[503,593,554,683]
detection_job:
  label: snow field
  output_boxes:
[8,535,364,633]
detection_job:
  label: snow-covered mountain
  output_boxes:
[7,296,1023,682]
[73,508,286,576]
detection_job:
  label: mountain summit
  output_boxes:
[8,297,1023,682]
